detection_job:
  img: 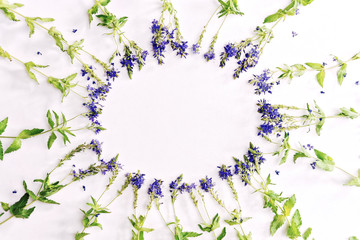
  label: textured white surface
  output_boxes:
[0,0,360,239]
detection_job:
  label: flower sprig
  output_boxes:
[233,143,313,239]
[155,175,202,240]
[0,141,106,225]
[75,155,126,240]
[250,51,360,94]
[256,99,359,138]
[0,45,80,100]
[0,111,90,160]
[272,134,360,187]
[151,0,189,64]
[87,0,148,79]
[193,0,243,60]
[215,0,315,79]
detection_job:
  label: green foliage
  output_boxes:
[0,46,11,60]
[24,61,48,84]
[270,214,285,235]
[302,227,312,240]
[9,193,35,219]
[349,237,359,240]
[48,27,66,51]
[287,209,302,239]
[48,73,78,100]
[25,17,54,37]
[235,229,252,240]
[173,223,202,240]
[217,0,244,18]
[67,40,84,63]
[314,149,335,171]
[314,101,325,136]
[344,169,360,187]
[277,64,307,80]
[217,227,226,240]
[46,110,76,148]
[5,138,21,154]
[129,214,154,240]
[75,232,90,240]
[293,152,308,163]
[0,117,8,135]
[337,63,347,85]
[338,107,359,119]
[198,213,221,232]
[283,195,296,216]
[5,128,44,154]
[1,202,10,212]
[263,9,286,23]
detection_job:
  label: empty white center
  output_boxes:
[101,54,258,180]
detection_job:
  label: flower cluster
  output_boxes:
[82,65,119,134]
[234,143,266,185]
[120,45,148,79]
[151,19,188,64]
[233,43,260,79]
[148,179,164,198]
[169,175,196,196]
[219,43,238,67]
[257,99,284,136]
[249,69,277,95]
[99,157,122,175]
[129,172,146,189]
[218,164,233,180]
[90,139,102,155]
[199,176,214,192]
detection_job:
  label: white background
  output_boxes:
[0,0,360,239]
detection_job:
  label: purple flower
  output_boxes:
[204,48,215,61]
[199,176,214,192]
[148,179,164,198]
[90,139,102,155]
[192,43,200,54]
[249,69,274,95]
[220,43,238,67]
[218,165,233,180]
[130,172,146,189]
[233,44,260,79]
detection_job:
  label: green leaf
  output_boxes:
[9,193,36,219]
[283,195,296,216]
[305,62,323,70]
[24,61,48,84]
[338,107,359,119]
[293,152,307,163]
[38,197,60,205]
[18,128,44,139]
[337,63,347,85]
[48,27,65,51]
[264,10,285,23]
[47,132,57,149]
[349,237,359,240]
[98,0,110,6]
[0,140,3,160]
[1,202,9,211]
[217,227,226,240]
[0,46,11,60]
[0,117,8,135]
[280,149,289,164]
[316,70,325,88]
[88,4,99,23]
[182,232,202,238]
[287,209,302,239]
[314,149,335,171]
[90,221,103,229]
[75,232,89,240]
[301,0,314,6]
[344,177,360,187]
[47,110,54,128]
[0,8,19,21]
[270,214,286,236]
[23,181,37,200]
[5,138,21,154]
[302,228,312,240]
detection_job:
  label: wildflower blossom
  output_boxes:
[233,44,260,78]
[148,179,164,198]
[130,172,146,189]
[199,176,214,192]
[257,99,284,136]
[219,43,238,67]
[249,69,274,95]
[204,47,215,61]
[191,43,200,54]
[90,139,102,155]
[218,165,233,180]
